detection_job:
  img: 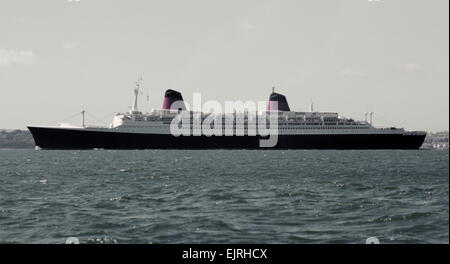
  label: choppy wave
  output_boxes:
[0,149,448,244]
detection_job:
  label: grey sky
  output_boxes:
[0,0,448,131]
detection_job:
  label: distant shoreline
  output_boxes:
[0,129,35,149]
[0,148,35,150]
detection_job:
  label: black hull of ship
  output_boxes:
[28,127,426,150]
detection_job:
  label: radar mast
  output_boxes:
[131,77,143,114]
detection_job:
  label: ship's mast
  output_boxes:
[131,77,143,114]
[81,110,85,127]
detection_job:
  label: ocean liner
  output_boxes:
[28,80,426,149]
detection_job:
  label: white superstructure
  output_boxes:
[106,109,423,136]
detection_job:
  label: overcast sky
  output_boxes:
[0,0,448,131]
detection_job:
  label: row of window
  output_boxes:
[279,127,369,130]
[118,125,369,131]
[127,119,366,127]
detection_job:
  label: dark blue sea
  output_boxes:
[0,149,448,244]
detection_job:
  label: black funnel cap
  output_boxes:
[162,89,186,110]
[267,92,291,111]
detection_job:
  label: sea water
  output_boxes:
[0,149,448,244]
